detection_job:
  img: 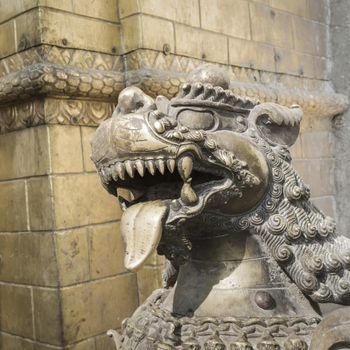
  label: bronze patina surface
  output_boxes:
[91,65,350,349]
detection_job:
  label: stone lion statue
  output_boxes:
[91,65,350,349]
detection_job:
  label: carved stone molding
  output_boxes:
[0,98,116,133]
[128,69,347,120]
[0,99,45,133]
[0,63,124,105]
[125,50,348,120]
[0,47,348,133]
[0,45,123,77]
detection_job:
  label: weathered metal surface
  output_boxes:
[91,65,350,349]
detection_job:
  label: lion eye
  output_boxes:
[177,110,215,130]
[262,117,273,125]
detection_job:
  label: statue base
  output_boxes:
[109,289,321,350]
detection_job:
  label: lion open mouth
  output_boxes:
[100,153,228,208]
[97,153,230,271]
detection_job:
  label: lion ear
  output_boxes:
[248,103,303,147]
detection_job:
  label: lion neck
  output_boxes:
[162,230,319,319]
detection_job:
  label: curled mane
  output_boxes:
[238,123,350,304]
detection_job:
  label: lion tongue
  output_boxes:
[120,200,169,272]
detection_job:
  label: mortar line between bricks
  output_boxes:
[60,271,135,290]
[60,329,120,348]
[0,330,62,349]
[121,12,330,59]
[0,5,121,27]
[250,0,329,25]
[0,271,133,290]
[54,219,122,233]
[0,219,121,234]
[24,179,31,231]
[0,170,98,184]
[30,286,36,340]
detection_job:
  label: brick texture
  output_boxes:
[40,8,121,54]
[61,274,138,343]
[0,232,58,286]
[0,284,34,338]
[0,126,49,181]
[175,24,228,64]
[269,0,308,17]
[49,125,84,174]
[72,0,119,22]
[229,38,275,72]
[250,2,294,49]
[0,181,28,231]
[33,287,62,345]
[200,0,250,39]
[292,16,328,57]
[53,173,121,229]
[0,21,16,58]
[140,0,200,27]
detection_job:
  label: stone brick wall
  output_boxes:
[0,0,120,59]
[120,0,329,79]
[0,125,135,349]
[0,0,346,349]
[0,123,163,349]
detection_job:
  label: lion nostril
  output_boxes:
[116,86,155,115]
[134,101,144,110]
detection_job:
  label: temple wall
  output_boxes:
[120,0,328,77]
[0,126,139,350]
[0,0,346,349]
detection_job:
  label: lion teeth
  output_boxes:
[167,159,175,173]
[177,156,193,181]
[100,167,110,183]
[135,160,145,177]
[103,157,179,182]
[180,180,198,205]
[156,159,165,174]
[125,160,135,178]
[106,167,113,182]
[117,188,132,201]
[111,164,119,181]
[116,162,125,180]
[146,160,156,175]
